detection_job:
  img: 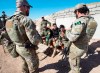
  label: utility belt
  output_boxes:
[15,41,38,50]
[24,42,37,49]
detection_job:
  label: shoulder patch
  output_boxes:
[75,21,81,25]
[6,20,13,28]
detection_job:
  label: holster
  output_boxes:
[24,42,38,50]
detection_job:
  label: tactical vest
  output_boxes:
[75,16,97,44]
[86,17,97,40]
[6,15,29,44]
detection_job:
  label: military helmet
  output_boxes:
[16,0,32,8]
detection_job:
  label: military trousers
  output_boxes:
[16,44,39,73]
[55,39,68,49]
[68,43,88,73]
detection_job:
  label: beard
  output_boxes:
[26,10,29,16]
[75,14,78,18]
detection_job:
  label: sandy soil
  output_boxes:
[0,39,100,73]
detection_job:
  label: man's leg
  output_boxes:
[68,57,80,73]
[68,43,88,73]
[21,57,29,73]
[16,45,39,73]
[25,49,39,73]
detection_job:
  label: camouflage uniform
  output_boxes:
[50,25,59,45]
[67,16,97,73]
[55,30,68,49]
[0,18,3,29]
[41,27,52,45]
[41,20,51,27]
[0,11,18,57]
[0,11,7,26]
[6,0,42,73]
[0,29,18,57]
[6,11,42,73]
[66,4,97,73]
[40,18,51,35]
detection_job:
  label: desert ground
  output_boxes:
[0,39,100,73]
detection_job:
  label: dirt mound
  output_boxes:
[0,39,100,73]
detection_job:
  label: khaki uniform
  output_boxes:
[67,16,97,73]
[6,11,42,73]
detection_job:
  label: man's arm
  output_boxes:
[67,20,85,42]
[23,17,42,45]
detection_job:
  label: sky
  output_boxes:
[0,0,100,20]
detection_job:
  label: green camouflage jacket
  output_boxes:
[41,20,51,29]
[6,11,42,46]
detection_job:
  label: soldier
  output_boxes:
[66,4,97,73]
[51,25,68,57]
[53,25,68,56]
[0,17,3,29]
[0,27,18,58]
[52,23,59,39]
[40,17,51,35]
[41,25,52,45]
[0,11,18,57]
[6,0,42,73]
[58,25,68,49]
[1,11,7,26]
[49,23,59,48]
[0,11,7,29]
